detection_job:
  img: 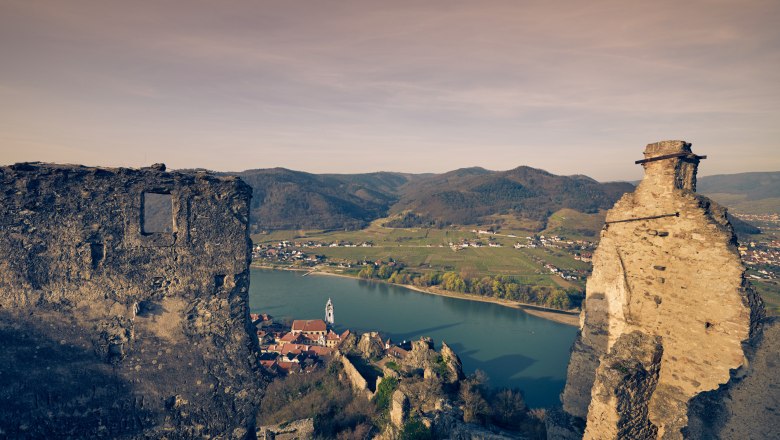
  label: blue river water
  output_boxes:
[249,268,577,408]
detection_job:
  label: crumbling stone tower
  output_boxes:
[0,163,263,439]
[560,141,770,439]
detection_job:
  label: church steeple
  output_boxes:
[325,298,334,325]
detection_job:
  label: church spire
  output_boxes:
[325,298,334,325]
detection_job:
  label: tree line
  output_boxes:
[358,263,580,310]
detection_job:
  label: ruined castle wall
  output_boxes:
[561,141,766,439]
[337,352,373,400]
[0,163,263,439]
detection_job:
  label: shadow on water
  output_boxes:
[393,322,464,341]
[447,342,565,408]
[0,313,152,438]
[447,342,536,383]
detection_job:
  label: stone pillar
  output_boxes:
[391,389,410,428]
[560,141,765,440]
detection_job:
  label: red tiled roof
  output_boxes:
[291,319,327,332]
[275,361,301,373]
[302,333,321,342]
[308,346,335,356]
[280,344,309,355]
[279,332,299,343]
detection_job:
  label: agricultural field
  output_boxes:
[252,217,593,290]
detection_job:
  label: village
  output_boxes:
[252,298,534,439]
[252,298,412,377]
[732,213,780,281]
[739,240,780,281]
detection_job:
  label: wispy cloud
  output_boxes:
[0,0,778,179]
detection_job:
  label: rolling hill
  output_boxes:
[233,166,635,232]
[391,166,634,226]
[234,168,416,231]
[698,172,780,215]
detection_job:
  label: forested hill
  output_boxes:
[391,166,634,226]
[234,168,418,231]
[231,166,634,231]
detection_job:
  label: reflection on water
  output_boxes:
[249,269,576,408]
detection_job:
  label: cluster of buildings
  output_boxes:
[739,240,780,280]
[253,299,350,375]
[449,240,486,250]
[252,242,325,265]
[731,213,780,281]
[252,298,415,376]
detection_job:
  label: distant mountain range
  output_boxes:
[233,166,780,231]
[697,172,780,215]
[231,166,633,232]
[229,168,778,232]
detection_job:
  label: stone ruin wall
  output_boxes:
[0,163,263,439]
[561,141,772,439]
[336,351,374,400]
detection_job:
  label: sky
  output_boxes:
[0,0,778,181]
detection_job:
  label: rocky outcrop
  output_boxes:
[257,418,315,440]
[432,403,527,440]
[585,331,663,439]
[0,163,262,439]
[402,337,437,370]
[560,141,771,439]
[441,341,466,383]
[357,331,385,359]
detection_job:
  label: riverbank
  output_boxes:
[251,264,580,326]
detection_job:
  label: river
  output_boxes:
[249,268,577,408]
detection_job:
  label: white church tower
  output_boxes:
[325,298,334,325]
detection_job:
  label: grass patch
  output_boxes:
[753,280,780,316]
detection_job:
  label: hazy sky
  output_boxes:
[1,0,778,181]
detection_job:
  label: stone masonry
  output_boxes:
[0,163,263,439]
[560,141,768,439]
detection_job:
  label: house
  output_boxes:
[278,332,306,345]
[387,345,408,360]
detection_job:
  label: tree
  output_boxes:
[400,419,433,440]
[358,265,376,279]
[490,388,527,429]
[460,370,491,424]
[491,280,505,297]
[372,377,399,411]
[377,264,395,279]
[442,272,466,292]
[546,290,572,310]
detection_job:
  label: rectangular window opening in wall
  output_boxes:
[90,242,104,269]
[214,274,226,293]
[142,192,174,234]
